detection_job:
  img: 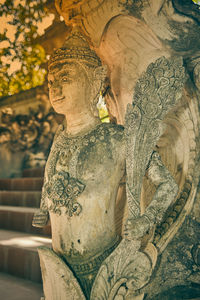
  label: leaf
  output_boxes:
[0,0,48,97]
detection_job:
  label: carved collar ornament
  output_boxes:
[48,27,101,70]
[45,123,123,217]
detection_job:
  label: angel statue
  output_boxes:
[32,27,186,300]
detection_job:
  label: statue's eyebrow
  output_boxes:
[54,67,76,77]
[49,62,78,74]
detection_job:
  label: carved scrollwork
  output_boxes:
[46,171,85,216]
[193,60,200,91]
[91,240,152,300]
[192,244,200,267]
[151,83,200,251]
[0,105,56,153]
[125,56,186,220]
[133,56,186,120]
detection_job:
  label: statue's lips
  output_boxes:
[53,97,65,103]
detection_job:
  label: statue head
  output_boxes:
[48,28,107,117]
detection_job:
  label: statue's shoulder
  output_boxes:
[47,124,66,154]
[95,123,125,158]
[51,123,124,150]
[98,123,124,141]
[53,124,65,140]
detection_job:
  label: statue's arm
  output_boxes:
[124,151,178,240]
[32,168,49,228]
[144,151,178,226]
[32,125,64,228]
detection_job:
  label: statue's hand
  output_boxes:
[124,215,150,240]
[32,210,49,228]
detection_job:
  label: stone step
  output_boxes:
[0,191,41,207]
[22,168,44,178]
[0,206,51,236]
[0,178,43,191]
[0,272,43,300]
[0,229,51,283]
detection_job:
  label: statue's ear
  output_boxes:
[94,65,107,81]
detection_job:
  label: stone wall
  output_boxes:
[0,85,60,178]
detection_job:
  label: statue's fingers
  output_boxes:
[123,229,128,234]
[126,219,132,225]
[124,233,130,240]
[123,224,131,231]
[124,223,133,230]
[124,231,131,238]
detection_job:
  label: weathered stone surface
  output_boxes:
[143,185,200,299]
[90,239,153,300]
[26,0,200,298]
[38,247,86,300]
[55,0,200,125]
[98,15,169,124]
[30,24,200,299]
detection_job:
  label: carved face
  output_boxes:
[48,62,92,115]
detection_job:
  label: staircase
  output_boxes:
[0,168,52,300]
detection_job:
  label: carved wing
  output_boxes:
[125,56,186,219]
[90,239,152,300]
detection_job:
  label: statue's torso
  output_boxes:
[44,123,125,261]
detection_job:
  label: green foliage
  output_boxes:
[99,106,109,123]
[97,94,110,123]
[0,0,49,97]
[192,0,200,5]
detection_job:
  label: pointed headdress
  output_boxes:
[48,27,101,70]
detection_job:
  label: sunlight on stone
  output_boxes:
[1,236,52,248]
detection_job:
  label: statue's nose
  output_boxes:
[52,82,62,96]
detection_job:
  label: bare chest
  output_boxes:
[45,124,125,216]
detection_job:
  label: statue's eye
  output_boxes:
[62,77,68,82]
[48,80,53,86]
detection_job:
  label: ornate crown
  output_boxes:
[48,27,101,70]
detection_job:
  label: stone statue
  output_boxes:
[33,28,186,300]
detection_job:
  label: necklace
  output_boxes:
[44,123,124,216]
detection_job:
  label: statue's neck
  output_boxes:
[64,111,101,137]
